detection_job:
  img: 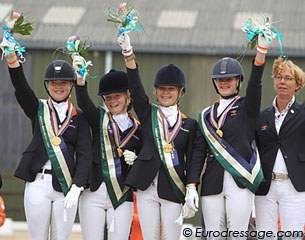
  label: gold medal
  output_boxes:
[117,147,123,157]
[164,143,173,153]
[52,136,62,146]
[216,129,223,138]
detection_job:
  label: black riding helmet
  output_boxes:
[154,64,186,93]
[98,69,129,96]
[44,60,75,103]
[211,57,244,98]
[98,69,132,111]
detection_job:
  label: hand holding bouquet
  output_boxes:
[241,16,284,57]
[1,11,33,62]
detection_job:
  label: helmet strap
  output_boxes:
[44,81,74,103]
[213,78,240,99]
[175,87,184,104]
[220,93,238,99]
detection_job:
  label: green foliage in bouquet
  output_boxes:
[10,12,33,35]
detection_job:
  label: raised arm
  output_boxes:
[244,33,271,117]
[117,33,151,122]
[72,54,99,127]
[5,52,39,119]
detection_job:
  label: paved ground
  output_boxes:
[0,231,82,240]
[0,220,82,240]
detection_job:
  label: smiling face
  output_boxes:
[156,85,181,107]
[214,77,239,97]
[103,92,130,115]
[273,67,299,100]
[47,80,73,102]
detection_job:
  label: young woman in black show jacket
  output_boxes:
[117,33,204,240]
[73,54,142,240]
[185,34,273,240]
[5,54,92,240]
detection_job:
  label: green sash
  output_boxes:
[151,104,185,203]
[199,107,263,193]
[99,107,132,209]
[38,100,72,195]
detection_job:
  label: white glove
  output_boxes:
[257,31,275,54]
[71,53,86,82]
[182,203,196,219]
[185,184,199,212]
[71,53,93,84]
[123,149,137,165]
[117,33,133,56]
[63,184,83,209]
[0,36,16,50]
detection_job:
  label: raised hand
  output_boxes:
[117,33,133,56]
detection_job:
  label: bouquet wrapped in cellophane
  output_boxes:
[105,2,143,36]
[56,35,95,79]
[241,16,285,57]
[0,11,33,62]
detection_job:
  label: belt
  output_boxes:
[38,169,52,175]
[272,173,289,180]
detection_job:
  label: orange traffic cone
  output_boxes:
[130,193,143,240]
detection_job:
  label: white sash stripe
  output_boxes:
[41,100,72,187]
[156,110,185,195]
[102,113,129,199]
[201,109,261,184]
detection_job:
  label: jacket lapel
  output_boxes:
[280,102,300,135]
[265,107,277,135]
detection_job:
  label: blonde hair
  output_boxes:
[272,57,305,94]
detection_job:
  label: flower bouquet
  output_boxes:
[56,35,94,79]
[1,11,33,62]
[4,11,33,35]
[105,2,143,36]
[241,16,284,57]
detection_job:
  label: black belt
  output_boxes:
[38,169,52,175]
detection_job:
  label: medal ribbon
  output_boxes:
[48,99,74,137]
[151,104,185,203]
[159,108,182,145]
[210,96,240,133]
[199,107,264,193]
[99,107,132,209]
[108,113,138,151]
[38,100,73,195]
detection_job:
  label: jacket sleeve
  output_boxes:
[244,61,265,118]
[73,111,92,187]
[75,83,99,128]
[8,65,39,119]
[186,121,208,185]
[126,66,151,122]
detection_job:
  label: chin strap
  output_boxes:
[219,93,238,99]
[44,81,74,103]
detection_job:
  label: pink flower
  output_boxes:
[67,35,79,42]
[119,2,127,12]
[12,12,21,20]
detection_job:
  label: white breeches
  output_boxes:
[201,171,253,240]
[78,182,133,240]
[24,173,77,240]
[255,179,305,240]
[136,176,183,240]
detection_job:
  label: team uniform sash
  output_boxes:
[151,104,185,203]
[38,99,74,195]
[99,107,135,209]
[198,105,263,193]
